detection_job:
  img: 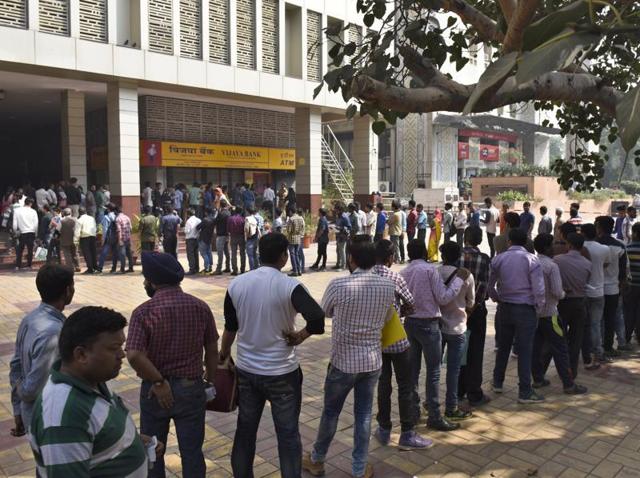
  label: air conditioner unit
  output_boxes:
[378,181,390,193]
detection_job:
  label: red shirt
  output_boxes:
[127,286,219,379]
[407,209,418,237]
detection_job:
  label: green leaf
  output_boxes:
[372,120,386,135]
[346,104,358,119]
[363,13,375,27]
[343,42,356,56]
[516,31,600,85]
[372,1,386,18]
[446,16,457,28]
[463,52,518,115]
[313,82,324,99]
[617,86,640,152]
[522,0,589,51]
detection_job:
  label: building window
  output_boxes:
[326,16,343,71]
[236,0,256,69]
[483,43,492,66]
[79,0,107,42]
[180,0,202,59]
[261,0,279,74]
[148,0,173,54]
[306,10,322,82]
[0,0,28,28]
[284,4,302,78]
[39,0,70,36]
[209,0,229,64]
[348,23,361,45]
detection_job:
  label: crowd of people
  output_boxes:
[6,179,640,477]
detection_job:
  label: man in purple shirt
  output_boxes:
[400,239,466,431]
[489,228,545,404]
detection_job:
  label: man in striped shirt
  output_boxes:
[29,306,162,477]
[624,222,640,343]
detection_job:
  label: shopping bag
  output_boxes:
[206,356,238,413]
[381,306,407,348]
[34,246,48,262]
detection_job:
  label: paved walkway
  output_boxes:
[1,245,640,477]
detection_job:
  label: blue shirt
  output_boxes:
[255,212,264,234]
[416,211,428,229]
[469,211,480,227]
[520,211,535,233]
[9,303,65,426]
[160,214,181,238]
[242,189,255,204]
[376,211,387,233]
[615,216,625,240]
[336,213,351,239]
[317,216,329,242]
[174,189,183,209]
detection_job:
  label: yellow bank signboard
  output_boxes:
[140,140,296,171]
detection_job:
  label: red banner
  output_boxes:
[458,142,469,160]
[459,128,518,144]
[480,144,499,161]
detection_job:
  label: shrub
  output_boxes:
[567,189,628,202]
[620,180,640,195]
[496,190,532,202]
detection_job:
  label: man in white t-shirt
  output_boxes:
[482,197,499,258]
[581,223,610,370]
[142,181,153,209]
[220,233,325,478]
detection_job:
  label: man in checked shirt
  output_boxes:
[371,240,432,450]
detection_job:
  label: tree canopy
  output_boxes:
[315,0,640,191]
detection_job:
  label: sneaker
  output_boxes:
[354,463,374,478]
[213,270,222,276]
[617,344,634,351]
[426,418,460,431]
[445,409,473,421]
[310,264,319,270]
[302,452,324,477]
[398,431,433,450]
[492,383,503,393]
[533,379,551,389]
[518,391,545,404]
[564,384,588,395]
[468,395,492,407]
[373,427,390,446]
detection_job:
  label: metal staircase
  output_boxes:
[321,124,354,203]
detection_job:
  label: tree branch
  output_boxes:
[502,0,542,53]
[497,0,516,22]
[433,0,504,43]
[352,72,622,116]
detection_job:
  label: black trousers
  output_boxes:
[377,349,414,432]
[16,233,35,268]
[186,238,200,272]
[487,232,496,258]
[79,236,98,272]
[417,229,427,244]
[603,294,619,352]
[624,286,640,343]
[399,234,405,262]
[557,297,586,379]
[163,236,178,259]
[458,304,487,403]
[456,229,464,247]
[314,241,327,267]
[532,316,574,388]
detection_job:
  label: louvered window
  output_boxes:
[148,0,173,54]
[0,0,27,28]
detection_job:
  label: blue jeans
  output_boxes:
[312,365,381,477]
[118,241,133,271]
[232,368,303,478]
[288,244,301,274]
[493,303,538,397]
[140,378,207,478]
[198,240,212,270]
[336,239,347,268]
[586,296,605,359]
[615,296,627,347]
[297,243,305,271]
[97,241,116,270]
[405,318,442,421]
[215,235,230,271]
[442,332,466,413]
[246,236,259,270]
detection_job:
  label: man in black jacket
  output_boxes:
[213,200,231,275]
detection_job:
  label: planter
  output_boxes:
[303,235,312,249]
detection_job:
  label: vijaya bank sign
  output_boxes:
[139,140,296,171]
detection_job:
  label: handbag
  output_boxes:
[206,356,238,413]
[381,306,407,348]
[34,246,48,262]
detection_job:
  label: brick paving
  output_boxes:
[1,245,640,477]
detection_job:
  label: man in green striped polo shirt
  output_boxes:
[29,306,163,477]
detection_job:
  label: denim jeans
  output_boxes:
[336,239,347,268]
[586,296,605,359]
[215,235,230,271]
[615,296,627,347]
[288,244,301,274]
[246,236,259,270]
[404,317,442,421]
[140,378,206,478]
[186,238,200,273]
[377,349,414,432]
[98,241,117,270]
[492,303,537,397]
[312,365,381,477]
[442,332,466,413]
[233,368,303,478]
[118,241,133,271]
[297,243,305,271]
[198,240,212,270]
[230,234,246,273]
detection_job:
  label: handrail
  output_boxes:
[322,124,354,171]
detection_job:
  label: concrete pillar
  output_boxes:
[61,91,88,189]
[107,82,140,218]
[353,116,378,205]
[294,107,322,212]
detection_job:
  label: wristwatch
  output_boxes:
[152,379,165,387]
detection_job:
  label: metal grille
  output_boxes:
[261,0,278,74]
[209,0,229,64]
[39,0,70,36]
[139,96,295,148]
[306,10,321,81]
[0,0,27,28]
[79,0,107,42]
[236,0,256,69]
[148,0,173,54]
[180,0,201,59]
